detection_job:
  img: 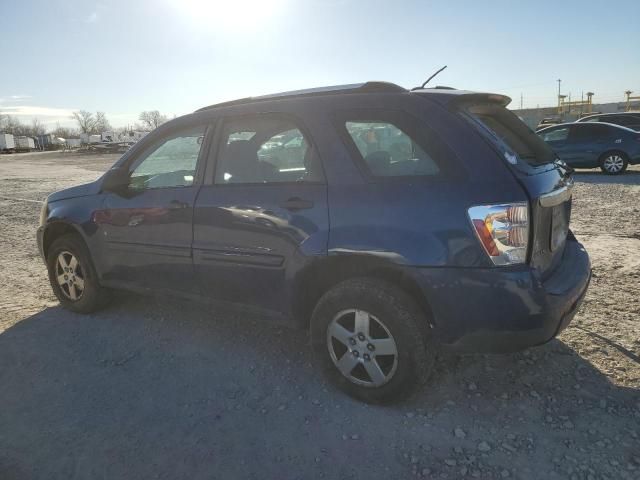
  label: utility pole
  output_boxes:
[520,93,523,110]
[557,79,562,111]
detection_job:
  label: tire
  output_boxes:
[46,234,111,313]
[599,151,628,175]
[310,277,435,404]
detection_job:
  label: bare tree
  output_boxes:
[52,122,78,139]
[94,111,111,133]
[139,110,167,130]
[31,118,46,136]
[0,115,25,135]
[71,110,95,134]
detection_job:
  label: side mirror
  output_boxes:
[101,167,130,192]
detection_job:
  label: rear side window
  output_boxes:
[571,124,611,141]
[337,110,455,179]
[215,114,323,184]
[345,121,439,176]
[465,103,556,165]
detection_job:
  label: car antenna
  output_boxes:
[411,65,447,91]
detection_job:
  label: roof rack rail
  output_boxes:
[195,81,406,112]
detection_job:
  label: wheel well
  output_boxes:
[42,223,82,260]
[598,150,628,163]
[292,256,435,330]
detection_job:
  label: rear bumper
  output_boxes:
[411,236,591,353]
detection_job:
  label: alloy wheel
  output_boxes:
[55,251,85,301]
[603,154,625,173]
[326,309,399,387]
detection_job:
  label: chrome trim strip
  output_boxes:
[539,181,574,208]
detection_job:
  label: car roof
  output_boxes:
[537,122,636,133]
[578,112,640,121]
[195,82,511,112]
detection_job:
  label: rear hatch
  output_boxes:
[456,96,573,278]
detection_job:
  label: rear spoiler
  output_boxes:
[451,93,511,107]
[414,90,511,108]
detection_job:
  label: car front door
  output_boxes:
[539,125,574,162]
[96,123,210,294]
[567,124,611,166]
[192,113,328,316]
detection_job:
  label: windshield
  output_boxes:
[464,103,556,165]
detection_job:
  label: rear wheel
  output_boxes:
[311,278,435,403]
[599,152,628,175]
[47,234,110,313]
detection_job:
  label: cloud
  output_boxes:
[0,95,33,104]
[85,11,98,23]
[0,105,76,118]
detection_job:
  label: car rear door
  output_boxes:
[96,123,210,294]
[192,112,328,316]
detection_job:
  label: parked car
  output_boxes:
[537,122,640,174]
[37,82,591,403]
[576,112,640,131]
[535,117,562,131]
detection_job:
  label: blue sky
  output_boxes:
[1,0,639,129]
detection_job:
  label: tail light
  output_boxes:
[468,203,529,265]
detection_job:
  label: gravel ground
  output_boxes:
[0,151,638,480]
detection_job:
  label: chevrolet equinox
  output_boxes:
[38,82,591,403]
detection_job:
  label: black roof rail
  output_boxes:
[195,81,406,112]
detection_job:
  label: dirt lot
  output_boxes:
[0,151,638,480]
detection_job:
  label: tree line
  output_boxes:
[0,110,168,138]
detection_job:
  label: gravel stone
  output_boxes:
[0,153,639,480]
[477,441,491,452]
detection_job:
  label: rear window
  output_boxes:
[465,103,556,165]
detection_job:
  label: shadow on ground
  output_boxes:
[1,297,638,479]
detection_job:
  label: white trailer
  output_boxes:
[80,133,102,144]
[15,136,35,151]
[66,138,82,148]
[0,133,16,152]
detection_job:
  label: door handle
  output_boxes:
[169,200,189,209]
[280,197,314,211]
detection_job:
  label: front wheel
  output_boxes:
[599,152,628,175]
[311,278,435,404]
[47,234,111,313]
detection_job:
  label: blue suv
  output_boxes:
[37,82,591,402]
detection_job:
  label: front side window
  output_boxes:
[539,127,569,142]
[342,115,441,177]
[215,115,322,184]
[130,126,206,189]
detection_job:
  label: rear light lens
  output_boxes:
[468,202,529,265]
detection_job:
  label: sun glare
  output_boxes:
[170,0,286,32]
